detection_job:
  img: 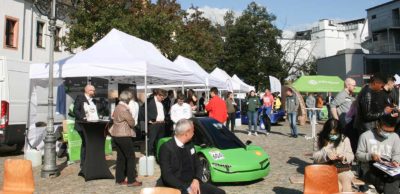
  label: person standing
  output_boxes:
[170,94,193,127]
[225,92,237,132]
[73,84,96,176]
[313,119,354,192]
[330,78,356,127]
[354,73,392,135]
[157,119,226,194]
[316,94,324,120]
[306,93,316,122]
[198,92,206,112]
[205,87,227,124]
[109,90,142,187]
[261,89,274,132]
[247,90,260,136]
[325,92,334,119]
[147,89,167,156]
[285,88,299,138]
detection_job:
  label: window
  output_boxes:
[36,21,45,48]
[54,27,61,51]
[373,34,378,41]
[4,17,18,49]
[372,15,377,19]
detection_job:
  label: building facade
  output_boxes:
[364,0,400,77]
[0,0,72,63]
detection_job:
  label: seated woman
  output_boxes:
[313,119,354,192]
[356,115,400,194]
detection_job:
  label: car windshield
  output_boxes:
[199,119,245,149]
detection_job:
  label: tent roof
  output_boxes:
[292,75,344,92]
[232,74,254,92]
[29,29,194,85]
[210,68,248,92]
[173,56,226,88]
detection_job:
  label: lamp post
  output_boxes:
[33,0,76,178]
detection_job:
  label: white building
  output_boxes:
[280,18,368,80]
[0,0,72,63]
[311,19,369,58]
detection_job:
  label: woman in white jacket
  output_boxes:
[313,119,354,192]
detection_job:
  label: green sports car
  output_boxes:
[156,117,270,183]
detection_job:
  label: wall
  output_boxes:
[0,0,72,63]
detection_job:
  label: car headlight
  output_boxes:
[212,162,232,172]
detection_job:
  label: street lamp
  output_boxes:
[33,0,77,178]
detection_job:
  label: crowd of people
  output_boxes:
[310,74,400,194]
[69,72,400,193]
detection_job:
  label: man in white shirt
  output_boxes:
[171,94,193,128]
[147,89,167,155]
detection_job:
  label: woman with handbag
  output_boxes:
[109,90,142,187]
[313,119,354,192]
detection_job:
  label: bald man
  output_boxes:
[73,84,97,176]
[330,78,356,127]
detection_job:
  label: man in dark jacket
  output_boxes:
[354,73,392,135]
[146,89,167,156]
[157,119,225,194]
[73,84,96,176]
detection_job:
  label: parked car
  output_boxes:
[156,117,270,183]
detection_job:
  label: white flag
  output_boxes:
[395,74,400,85]
[269,76,281,96]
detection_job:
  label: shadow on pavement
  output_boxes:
[287,157,311,174]
[213,178,264,186]
[272,186,302,194]
[0,145,23,157]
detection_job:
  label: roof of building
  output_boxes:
[338,18,366,25]
[366,0,400,11]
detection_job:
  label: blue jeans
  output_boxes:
[247,111,258,132]
[288,112,298,136]
[307,110,314,121]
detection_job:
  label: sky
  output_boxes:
[176,0,390,31]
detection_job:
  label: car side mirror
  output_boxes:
[200,143,207,148]
[245,140,252,145]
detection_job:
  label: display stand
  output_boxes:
[79,120,114,181]
[304,108,321,151]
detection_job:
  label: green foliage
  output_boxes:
[63,0,287,89]
[64,0,133,51]
[221,2,284,91]
[172,8,224,71]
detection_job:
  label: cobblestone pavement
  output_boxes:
[0,121,321,194]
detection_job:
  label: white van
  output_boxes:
[0,57,64,150]
[0,56,30,150]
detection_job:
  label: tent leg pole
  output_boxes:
[145,74,148,176]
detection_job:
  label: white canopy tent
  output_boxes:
[28,28,198,175]
[173,55,226,89]
[232,74,255,92]
[210,68,249,92]
[30,29,195,84]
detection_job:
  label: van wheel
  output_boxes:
[15,143,24,152]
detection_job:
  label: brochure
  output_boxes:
[373,162,400,176]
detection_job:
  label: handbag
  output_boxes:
[330,160,351,173]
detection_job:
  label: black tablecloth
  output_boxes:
[79,121,114,181]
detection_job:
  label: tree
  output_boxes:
[172,7,224,71]
[279,38,317,80]
[63,0,133,51]
[131,0,184,58]
[222,2,284,91]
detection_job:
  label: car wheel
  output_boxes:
[199,155,211,183]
